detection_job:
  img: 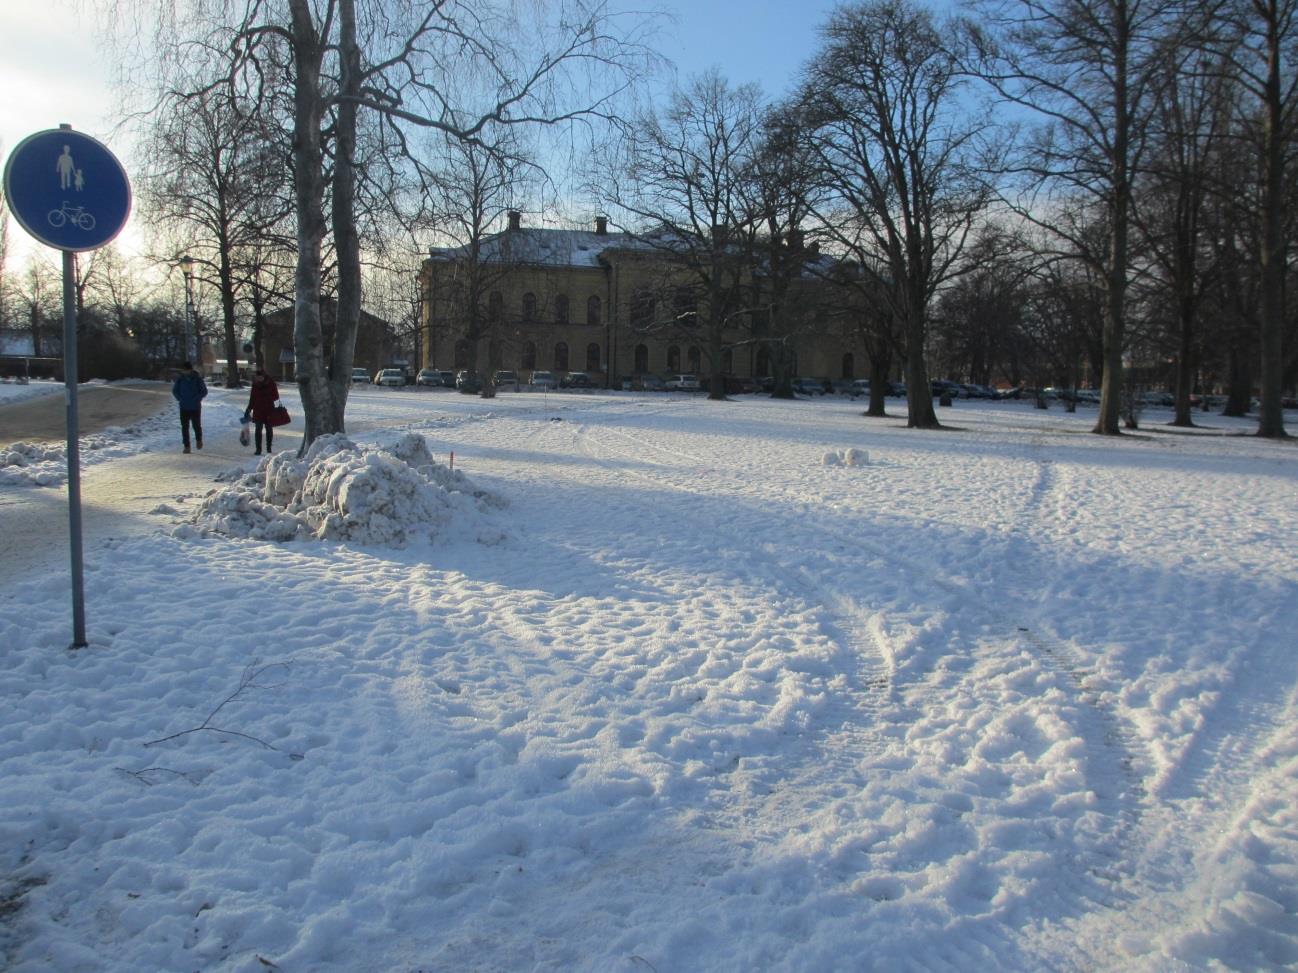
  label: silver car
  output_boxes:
[528,370,558,391]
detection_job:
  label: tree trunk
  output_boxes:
[1094,8,1130,436]
[1171,290,1196,427]
[218,243,241,388]
[1256,12,1288,437]
[287,0,335,450]
[328,0,363,424]
[903,282,938,429]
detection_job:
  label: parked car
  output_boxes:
[791,377,827,396]
[701,374,755,395]
[561,371,594,390]
[455,370,481,394]
[493,370,520,391]
[831,379,858,396]
[931,380,962,398]
[631,374,666,392]
[849,378,872,398]
[665,373,702,392]
[888,381,907,397]
[528,370,558,391]
[416,368,443,387]
[374,368,405,387]
[351,367,371,384]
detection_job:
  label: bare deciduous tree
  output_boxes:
[602,71,766,401]
[968,0,1176,434]
[805,0,994,429]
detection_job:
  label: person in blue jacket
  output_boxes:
[172,361,208,454]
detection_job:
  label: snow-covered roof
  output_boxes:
[428,227,651,269]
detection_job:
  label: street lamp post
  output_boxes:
[180,255,196,364]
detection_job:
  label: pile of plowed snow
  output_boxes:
[181,433,506,546]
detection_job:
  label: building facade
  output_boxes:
[418,212,871,387]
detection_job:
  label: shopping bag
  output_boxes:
[239,419,251,447]
[268,405,291,427]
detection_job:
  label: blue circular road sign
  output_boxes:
[3,128,132,252]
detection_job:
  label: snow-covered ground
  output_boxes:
[2,385,1296,973]
[0,378,65,407]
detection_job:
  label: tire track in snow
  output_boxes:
[1003,428,1296,970]
[572,419,895,844]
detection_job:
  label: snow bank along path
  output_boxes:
[1,389,1295,972]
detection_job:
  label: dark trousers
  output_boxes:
[254,421,273,453]
[180,408,202,448]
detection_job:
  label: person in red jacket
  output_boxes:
[243,368,281,455]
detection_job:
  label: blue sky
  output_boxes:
[656,0,843,94]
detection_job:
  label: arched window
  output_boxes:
[841,352,855,379]
[634,344,649,374]
[587,295,601,326]
[489,339,503,370]
[554,294,569,324]
[488,291,503,324]
[586,342,601,372]
[454,339,470,369]
[522,292,537,323]
[521,341,536,371]
[667,345,681,372]
[554,342,569,371]
[687,346,702,373]
[721,348,733,373]
[756,346,772,377]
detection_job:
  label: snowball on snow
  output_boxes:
[823,447,869,468]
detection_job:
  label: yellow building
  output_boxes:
[418,212,870,387]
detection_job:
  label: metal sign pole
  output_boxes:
[4,122,132,651]
[63,246,87,649]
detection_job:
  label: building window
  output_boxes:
[488,291,503,324]
[631,290,655,331]
[555,294,569,324]
[674,286,697,326]
[586,342,601,372]
[721,348,733,373]
[489,340,503,370]
[688,346,701,373]
[756,346,772,377]
[634,344,649,373]
[522,341,536,371]
[454,339,470,369]
[522,292,537,323]
[555,342,569,372]
[667,345,681,372]
[587,295,601,327]
[841,352,854,379]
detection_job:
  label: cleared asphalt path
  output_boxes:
[0,383,301,614]
[0,382,174,448]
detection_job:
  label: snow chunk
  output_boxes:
[1,442,65,486]
[184,433,505,546]
[823,447,870,468]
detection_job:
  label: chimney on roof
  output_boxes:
[595,215,608,235]
[508,210,521,232]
